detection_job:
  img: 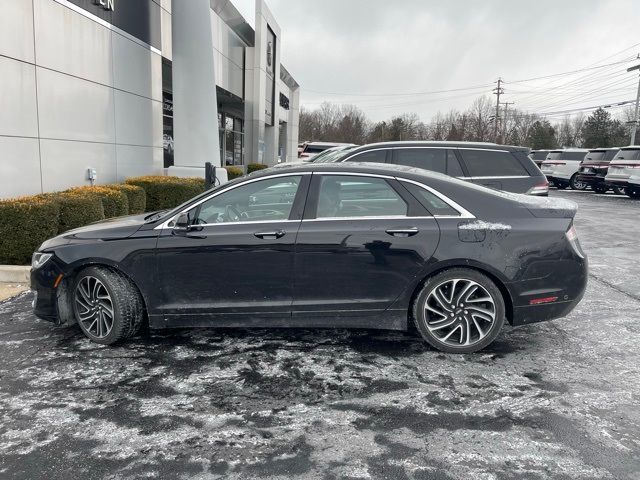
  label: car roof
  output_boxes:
[348,141,530,152]
[587,147,620,152]
[262,161,461,184]
[620,145,640,151]
[305,141,355,147]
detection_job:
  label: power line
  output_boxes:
[302,83,494,98]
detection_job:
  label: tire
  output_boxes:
[593,186,608,194]
[412,268,506,354]
[73,266,145,345]
[570,174,587,190]
[613,186,627,196]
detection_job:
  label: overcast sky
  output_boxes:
[233,0,640,122]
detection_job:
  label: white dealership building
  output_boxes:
[0,0,300,199]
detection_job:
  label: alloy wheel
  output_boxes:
[424,279,496,347]
[74,276,115,339]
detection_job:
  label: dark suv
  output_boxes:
[575,148,621,194]
[331,141,548,195]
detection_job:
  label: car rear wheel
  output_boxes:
[613,186,627,196]
[570,174,587,190]
[412,269,505,353]
[73,266,145,345]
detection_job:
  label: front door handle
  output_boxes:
[385,227,419,237]
[254,230,286,240]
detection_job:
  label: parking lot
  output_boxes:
[0,190,638,480]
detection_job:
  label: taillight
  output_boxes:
[527,180,549,196]
[566,225,584,258]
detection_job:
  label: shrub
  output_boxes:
[225,166,244,180]
[0,196,60,265]
[66,186,129,218]
[105,183,146,214]
[125,176,206,212]
[44,191,105,233]
[247,163,268,174]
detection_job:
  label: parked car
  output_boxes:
[31,162,587,353]
[605,146,640,198]
[540,149,590,190]
[575,148,622,194]
[299,142,355,161]
[529,149,551,167]
[326,141,548,195]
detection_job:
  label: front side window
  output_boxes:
[460,149,529,177]
[192,176,302,224]
[345,149,388,164]
[316,175,407,218]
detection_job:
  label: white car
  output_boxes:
[540,148,589,190]
[298,142,355,162]
[605,146,640,198]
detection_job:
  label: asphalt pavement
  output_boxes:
[0,189,639,480]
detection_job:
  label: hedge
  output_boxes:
[0,196,60,265]
[125,176,206,212]
[225,166,244,180]
[46,192,105,233]
[247,163,268,174]
[66,186,128,219]
[105,183,146,214]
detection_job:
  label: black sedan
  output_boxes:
[31,163,588,353]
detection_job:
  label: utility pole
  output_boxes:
[493,78,504,143]
[628,60,640,145]
[502,101,514,143]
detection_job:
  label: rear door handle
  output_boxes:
[385,227,419,237]
[254,230,286,240]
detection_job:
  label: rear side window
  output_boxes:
[460,149,528,177]
[562,151,588,161]
[394,148,446,173]
[305,145,330,154]
[401,182,460,216]
[393,149,464,177]
[345,149,388,164]
[616,149,640,160]
[316,175,407,218]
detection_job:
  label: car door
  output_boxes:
[293,173,440,320]
[154,173,310,325]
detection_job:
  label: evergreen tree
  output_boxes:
[527,120,557,149]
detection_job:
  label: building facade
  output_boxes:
[0,0,300,199]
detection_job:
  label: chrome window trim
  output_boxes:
[155,172,310,230]
[316,171,395,179]
[462,175,530,180]
[397,178,475,219]
[190,219,301,228]
[304,216,435,222]
[456,147,512,153]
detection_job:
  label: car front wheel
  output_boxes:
[413,269,505,353]
[73,266,145,345]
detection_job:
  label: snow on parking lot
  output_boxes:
[0,190,639,479]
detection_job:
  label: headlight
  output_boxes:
[32,252,53,269]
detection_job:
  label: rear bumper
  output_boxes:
[605,178,629,188]
[508,253,588,327]
[576,174,606,187]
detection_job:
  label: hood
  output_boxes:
[39,213,149,251]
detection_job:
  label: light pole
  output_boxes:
[628,63,640,145]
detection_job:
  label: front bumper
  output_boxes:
[31,259,63,323]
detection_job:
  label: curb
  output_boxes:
[0,266,30,283]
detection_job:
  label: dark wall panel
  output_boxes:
[67,0,161,49]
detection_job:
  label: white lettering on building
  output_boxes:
[94,0,115,11]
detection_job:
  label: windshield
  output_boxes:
[314,146,358,163]
[584,151,605,162]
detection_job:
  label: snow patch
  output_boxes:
[459,220,512,231]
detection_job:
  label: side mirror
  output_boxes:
[174,212,191,232]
